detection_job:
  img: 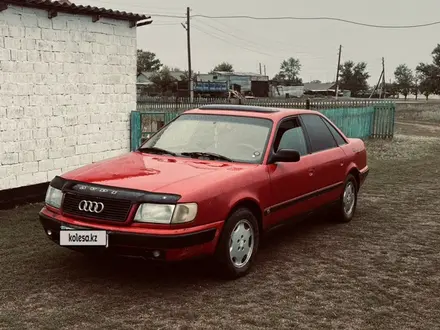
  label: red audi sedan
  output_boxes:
[39,105,369,279]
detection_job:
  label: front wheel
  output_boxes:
[214,208,260,279]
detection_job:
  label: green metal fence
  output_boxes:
[319,107,374,139]
[130,100,395,151]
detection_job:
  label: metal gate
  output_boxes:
[130,111,179,151]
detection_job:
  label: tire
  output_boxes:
[334,174,358,223]
[214,208,260,280]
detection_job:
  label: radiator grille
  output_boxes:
[62,193,132,222]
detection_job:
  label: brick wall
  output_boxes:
[0,5,137,190]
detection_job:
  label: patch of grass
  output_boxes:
[1,122,440,329]
[365,134,440,161]
[395,103,440,123]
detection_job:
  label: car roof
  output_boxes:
[183,104,321,120]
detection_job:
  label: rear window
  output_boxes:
[322,118,347,146]
[300,114,337,153]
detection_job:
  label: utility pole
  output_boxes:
[335,45,342,99]
[382,57,386,99]
[369,70,383,99]
[264,65,266,76]
[185,7,193,101]
[259,63,262,75]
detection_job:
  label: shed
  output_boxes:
[0,0,150,208]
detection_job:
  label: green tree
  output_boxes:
[419,78,437,100]
[150,66,176,94]
[272,57,302,86]
[281,57,302,84]
[179,70,197,83]
[394,64,414,100]
[416,64,438,100]
[385,82,399,98]
[211,62,234,73]
[431,44,440,67]
[415,44,440,100]
[137,49,162,75]
[416,62,440,100]
[339,61,370,97]
[412,73,422,100]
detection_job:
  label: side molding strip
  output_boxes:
[264,181,344,216]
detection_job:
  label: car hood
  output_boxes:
[61,152,258,194]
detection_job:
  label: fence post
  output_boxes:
[389,102,396,139]
[130,111,141,151]
[306,99,311,109]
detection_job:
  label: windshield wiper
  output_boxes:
[138,146,177,156]
[181,151,234,162]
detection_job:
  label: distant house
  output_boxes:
[303,82,349,97]
[270,85,305,98]
[196,71,269,97]
[136,70,186,86]
[304,82,337,95]
[136,70,186,96]
[137,72,153,86]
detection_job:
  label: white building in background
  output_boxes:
[0,0,150,207]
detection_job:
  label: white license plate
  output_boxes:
[59,230,108,247]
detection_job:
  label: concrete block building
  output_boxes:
[0,0,150,207]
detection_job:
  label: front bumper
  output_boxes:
[359,167,369,187]
[39,211,223,261]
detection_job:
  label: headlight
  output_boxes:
[45,186,63,209]
[134,203,198,224]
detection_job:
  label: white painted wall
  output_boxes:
[0,5,137,190]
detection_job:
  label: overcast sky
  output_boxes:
[76,0,440,84]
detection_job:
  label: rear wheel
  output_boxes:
[214,208,260,279]
[334,174,358,223]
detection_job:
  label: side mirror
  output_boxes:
[268,149,300,164]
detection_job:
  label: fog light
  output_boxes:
[152,250,160,258]
[47,230,52,236]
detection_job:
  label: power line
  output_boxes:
[191,24,277,58]
[148,13,186,19]
[77,1,440,29]
[79,1,440,29]
[192,17,327,58]
[192,20,330,61]
[191,14,440,29]
[193,19,273,53]
[200,17,316,53]
[151,23,181,26]
[191,24,328,61]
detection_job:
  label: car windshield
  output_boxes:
[140,114,273,163]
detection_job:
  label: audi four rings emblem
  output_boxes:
[78,200,105,213]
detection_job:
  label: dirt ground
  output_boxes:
[1,121,440,330]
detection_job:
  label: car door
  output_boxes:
[266,116,316,226]
[299,114,347,207]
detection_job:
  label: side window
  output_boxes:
[273,118,308,156]
[300,114,337,153]
[322,118,347,146]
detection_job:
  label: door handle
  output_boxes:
[340,162,344,167]
[308,168,315,176]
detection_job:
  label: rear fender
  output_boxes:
[342,138,368,186]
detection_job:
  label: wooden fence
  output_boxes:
[131,99,395,151]
[136,97,390,112]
